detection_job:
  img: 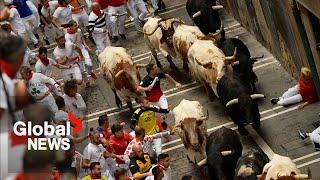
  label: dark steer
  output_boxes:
[217,74,265,133]
[234,149,269,180]
[217,37,263,93]
[186,0,224,36]
[198,127,242,180]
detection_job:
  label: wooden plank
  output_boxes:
[237,0,251,32]
[251,0,274,51]
[297,0,320,19]
[245,0,264,43]
[299,6,320,80]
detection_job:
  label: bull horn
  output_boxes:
[256,174,262,179]
[225,47,237,61]
[197,110,209,121]
[115,70,125,78]
[212,5,224,10]
[221,150,233,156]
[197,158,207,166]
[143,24,160,36]
[212,25,223,37]
[226,98,239,107]
[135,64,148,68]
[194,57,213,69]
[192,11,201,19]
[250,94,266,100]
[293,174,309,179]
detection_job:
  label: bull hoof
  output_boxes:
[116,99,123,109]
[169,64,179,71]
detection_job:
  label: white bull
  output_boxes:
[143,17,184,69]
[173,99,208,164]
[258,154,311,180]
[173,24,222,71]
[98,46,146,112]
[187,40,236,100]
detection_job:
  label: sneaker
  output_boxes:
[270,98,279,105]
[89,72,97,79]
[129,16,134,22]
[43,37,50,46]
[111,36,119,43]
[120,34,126,40]
[298,130,307,140]
[314,142,320,151]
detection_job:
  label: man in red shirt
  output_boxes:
[137,63,181,110]
[108,123,133,166]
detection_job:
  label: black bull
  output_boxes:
[186,0,223,36]
[217,74,265,133]
[205,127,243,180]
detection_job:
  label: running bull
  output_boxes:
[143,17,184,69]
[98,46,146,112]
[173,99,209,164]
[173,24,222,72]
[258,154,311,180]
[187,39,237,100]
[186,0,224,36]
[217,73,265,133]
[197,127,243,179]
[234,149,269,180]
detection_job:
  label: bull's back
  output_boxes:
[173,25,205,59]
[98,46,133,71]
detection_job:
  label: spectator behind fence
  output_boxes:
[82,162,108,180]
[114,168,132,180]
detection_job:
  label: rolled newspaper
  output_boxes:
[150,77,159,88]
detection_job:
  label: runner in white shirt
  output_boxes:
[35,46,69,77]
[62,79,86,119]
[20,66,60,115]
[65,20,97,87]
[83,130,120,179]
[53,33,84,85]
[39,0,58,43]
[3,3,28,41]
[52,0,72,32]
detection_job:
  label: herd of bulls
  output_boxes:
[97,0,313,179]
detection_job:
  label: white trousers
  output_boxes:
[154,94,168,109]
[126,0,148,30]
[61,64,82,81]
[78,44,93,67]
[152,138,162,156]
[72,10,89,27]
[43,24,57,41]
[38,94,59,115]
[108,5,126,36]
[277,85,303,106]
[103,8,112,34]
[92,32,110,55]
[309,126,320,144]
[150,0,158,10]
[22,15,39,44]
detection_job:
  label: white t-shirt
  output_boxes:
[83,142,106,170]
[65,28,83,47]
[53,42,79,66]
[35,58,57,77]
[26,72,57,100]
[53,6,72,25]
[9,8,26,34]
[145,166,172,180]
[54,110,69,122]
[41,1,58,19]
[63,93,86,118]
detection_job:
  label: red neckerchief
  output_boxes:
[15,172,27,180]
[6,5,16,9]
[0,60,17,79]
[38,55,50,66]
[93,10,102,17]
[90,173,100,179]
[67,28,76,34]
